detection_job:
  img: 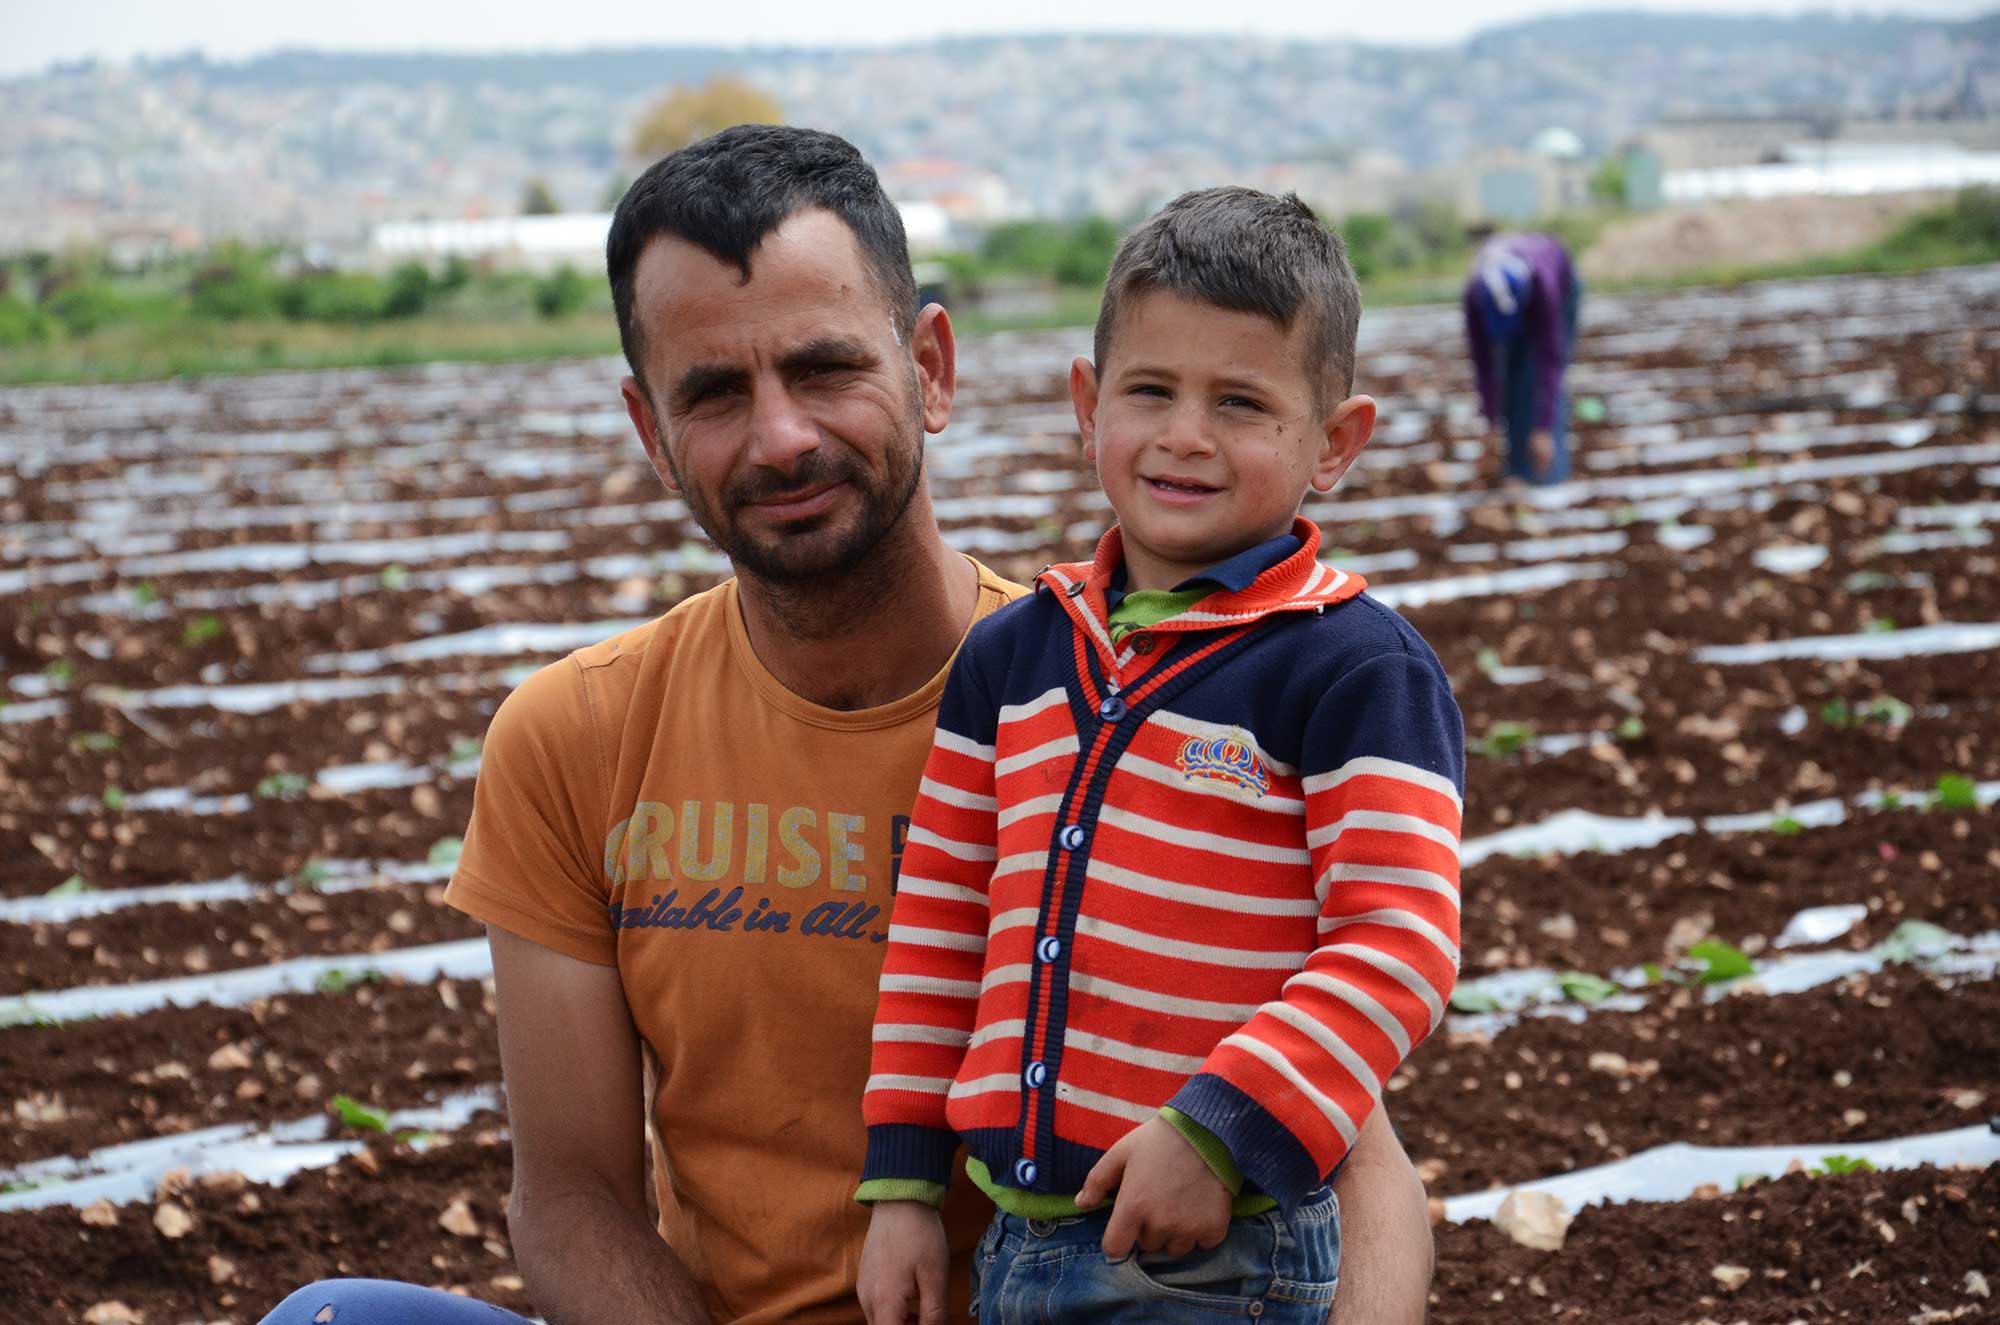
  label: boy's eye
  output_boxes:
[1220,395,1265,412]
[1129,383,1169,398]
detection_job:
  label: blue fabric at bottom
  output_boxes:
[1498,275,1583,485]
[970,1186,1340,1323]
[257,1279,534,1325]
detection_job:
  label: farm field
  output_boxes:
[3,265,1999,1323]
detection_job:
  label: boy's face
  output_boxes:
[1071,291,1374,592]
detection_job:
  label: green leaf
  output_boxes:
[1687,939,1755,984]
[45,875,95,897]
[1614,716,1645,742]
[316,968,353,994]
[1448,986,1502,1014]
[1474,721,1536,760]
[42,659,75,686]
[69,731,119,753]
[449,737,483,765]
[1859,697,1913,728]
[1474,647,1503,680]
[1819,698,1853,729]
[1842,570,1896,594]
[1639,962,1669,985]
[1769,816,1804,836]
[427,835,464,866]
[1864,617,1898,634]
[255,771,310,800]
[1935,773,1979,811]
[330,1094,389,1134]
[1574,396,1608,423]
[1612,504,1640,528]
[130,581,159,607]
[1734,1172,1769,1191]
[101,787,128,810]
[1817,1155,1875,1176]
[180,615,226,648]
[379,563,411,591]
[1558,972,1620,1005]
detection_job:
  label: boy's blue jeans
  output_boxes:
[970,1186,1340,1323]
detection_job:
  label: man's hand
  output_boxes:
[1076,1117,1232,1259]
[1529,427,1556,476]
[857,1201,950,1325]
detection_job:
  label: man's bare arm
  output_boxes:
[1328,1106,1432,1325]
[489,923,712,1325]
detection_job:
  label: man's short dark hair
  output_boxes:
[1092,187,1362,409]
[608,124,918,387]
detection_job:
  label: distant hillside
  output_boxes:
[1471,7,1999,55]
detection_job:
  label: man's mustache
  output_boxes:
[724,453,861,508]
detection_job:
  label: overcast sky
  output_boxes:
[5,0,1986,76]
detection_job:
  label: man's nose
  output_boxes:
[745,382,821,470]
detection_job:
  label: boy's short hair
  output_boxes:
[1093,187,1362,410]
[607,124,917,390]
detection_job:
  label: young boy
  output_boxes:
[855,187,1464,1324]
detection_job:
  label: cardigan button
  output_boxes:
[1131,635,1155,655]
[1036,935,1062,964]
[1024,1060,1047,1089]
[1058,824,1086,852]
[1098,695,1127,722]
[1014,1158,1038,1186]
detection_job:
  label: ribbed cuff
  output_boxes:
[861,1123,960,1189]
[1159,1106,1245,1196]
[1165,1073,1325,1216]
[855,1178,948,1208]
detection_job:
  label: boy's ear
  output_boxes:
[1312,394,1377,493]
[1069,356,1100,465]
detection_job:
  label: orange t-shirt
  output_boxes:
[445,561,1022,1325]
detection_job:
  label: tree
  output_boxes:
[1587,155,1629,208]
[628,76,782,161]
[521,178,562,215]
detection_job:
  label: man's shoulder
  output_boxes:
[499,580,735,734]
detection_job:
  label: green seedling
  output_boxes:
[330,1094,390,1134]
[1819,697,1853,729]
[315,968,382,995]
[1639,962,1670,986]
[130,582,159,607]
[427,835,464,865]
[448,737,483,765]
[379,563,412,591]
[1474,647,1504,681]
[1574,396,1608,424]
[1687,939,1754,985]
[1768,815,1804,836]
[255,771,310,800]
[1858,697,1913,728]
[101,787,128,811]
[180,615,226,648]
[1734,1172,1769,1191]
[1614,716,1645,743]
[1818,1155,1875,1176]
[42,659,75,686]
[394,1128,442,1146]
[1842,570,1896,594]
[1879,791,1906,811]
[1864,617,1898,634]
[1876,920,1955,962]
[1474,721,1536,760]
[1935,773,1979,811]
[1612,504,1640,528]
[69,732,119,753]
[1448,987,1503,1014]
[45,875,95,897]
[1736,454,1761,470]
[288,859,333,890]
[1557,972,1620,1005]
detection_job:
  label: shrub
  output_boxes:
[278,271,388,323]
[532,265,590,319]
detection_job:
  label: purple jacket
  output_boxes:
[1463,233,1576,432]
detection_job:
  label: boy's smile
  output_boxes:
[1071,291,1374,592]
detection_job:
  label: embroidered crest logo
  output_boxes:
[1176,732,1269,798]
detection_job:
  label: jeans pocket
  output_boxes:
[1113,1217,1280,1312]
[1267,1188,1341,1309]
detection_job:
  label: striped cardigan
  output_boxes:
[861,518,1464,1213]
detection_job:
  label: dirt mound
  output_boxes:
[1581,192,1947,283]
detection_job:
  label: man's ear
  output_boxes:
[912,303,957,435]
[621,375,680,495]
[1069,356,1101,466]
[1312,394,1377,493]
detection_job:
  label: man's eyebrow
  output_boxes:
[669,362,750,408]
[777,336,875,372]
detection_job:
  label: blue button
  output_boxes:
[1037,935,1062,963]
[1098,695,1127,722]
[1014,1157,1038,1185]
[1059,824,1086,852]
[1024,1060,1047,1089]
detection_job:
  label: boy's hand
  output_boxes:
[857,1201,951,1325]
[1076,1116,1233,1259]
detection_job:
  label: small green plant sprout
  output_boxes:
[288,858,333,890]
[1819,697,1854,729]
[45,875,95,897]
[1448,986,1503,1014]
[1864,617,1898,634]
[1877,920,1955,963]
[1614,715,1645,743]
[379,563,412,591]
[1879,790,1906,811]
[255,771,310,800]
[1687,939,1755,985]
[427,835,464,865]
[1639,962,1670,986]
[330,1094,390,1133]
[1734,1172,1770,1191]
[1817,1155,1875,1176]
[1474,647,1504,681]
[42,659,75,686]
[393,1127,442,1146]
[69,731,119,753]
[1736,453,1761,470]
[1558,972,1620,1005]
[180,615,226,648]
[1842,570,1897,594]
[101,787,128,810]
[1857,697,1913,728]
[1935,773,1979,811]
[1574,396,1608,424]
[129,581,159,607]
[1474,721,1536,760]
[1768,815,1805,836]
[448,737,483,765]
[315,967,382,995]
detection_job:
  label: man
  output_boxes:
[260,125,1433,1325]
[1462,230,1581,486]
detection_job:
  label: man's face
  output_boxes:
[621,210,941,583]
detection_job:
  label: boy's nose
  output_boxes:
[1158,404,1218,457]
